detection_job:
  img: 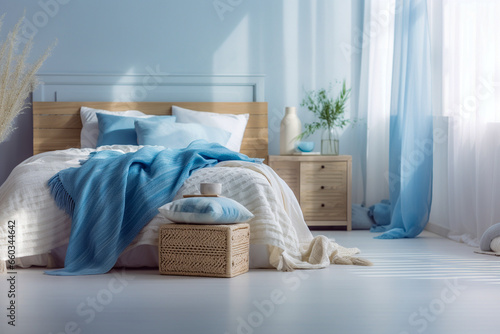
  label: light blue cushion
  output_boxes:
[351,204,375,230]
[158,197,254,224]
[96,113,175,147]
[135,118,231,149]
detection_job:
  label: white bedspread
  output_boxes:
[0,146,369,272]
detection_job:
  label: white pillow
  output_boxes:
[80,106,146,148]
[172,105,249,152]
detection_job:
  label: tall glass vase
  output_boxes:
[321,127,339,155]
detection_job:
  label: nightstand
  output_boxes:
[268,155,352,230]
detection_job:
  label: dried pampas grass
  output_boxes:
[0,14,54,143]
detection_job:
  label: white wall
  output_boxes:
[0,0,354,186]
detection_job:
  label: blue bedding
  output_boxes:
[46,141,259,276]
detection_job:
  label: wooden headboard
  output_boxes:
[33,102,268,160]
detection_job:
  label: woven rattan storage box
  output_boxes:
[159,223,250,278]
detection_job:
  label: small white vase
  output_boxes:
[280,107,301,155]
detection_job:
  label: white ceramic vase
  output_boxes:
[280,107,301,155]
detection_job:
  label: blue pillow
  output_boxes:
[96,113,175,147]
[158,197,254,224]
[135,118,231,149]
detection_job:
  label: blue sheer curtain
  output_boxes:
[370,0,433,239]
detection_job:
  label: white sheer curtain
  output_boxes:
[442,0,500,246]
[356,0,394,207]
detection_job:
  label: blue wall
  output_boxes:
[0,0,353,185]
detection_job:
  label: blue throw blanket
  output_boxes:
[46,141,260,276]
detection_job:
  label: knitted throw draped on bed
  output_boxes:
[45,141,259,276]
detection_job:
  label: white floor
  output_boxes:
[2,230,500,334]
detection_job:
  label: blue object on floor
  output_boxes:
[352,204,375,230]
[46,140,260,276]
[371,0,433,239]
[369,199,392,227]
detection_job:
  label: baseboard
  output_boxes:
[425,222,449,238]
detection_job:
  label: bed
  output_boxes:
[0,102,367,275]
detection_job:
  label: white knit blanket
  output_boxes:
[0,146,370,272]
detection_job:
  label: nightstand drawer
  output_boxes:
[301,182,346,192]
[301,161,347,174]
[301,162,347,185]
[301,192,347,220]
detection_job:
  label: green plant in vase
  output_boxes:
[297,80,351,155]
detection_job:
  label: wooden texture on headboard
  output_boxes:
[33,102,268,160]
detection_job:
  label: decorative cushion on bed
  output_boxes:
[172,105,249,152]
[80,106,146,148]
[96,113,175,147]
[134,118,231,149]
[158,197,254,224]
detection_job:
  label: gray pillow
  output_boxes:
[479,223,500,251]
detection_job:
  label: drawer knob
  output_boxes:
[321,165,325,169]
[321,186,325,190]
[321,203,325,207]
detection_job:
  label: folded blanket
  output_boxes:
[46,141,259,276]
